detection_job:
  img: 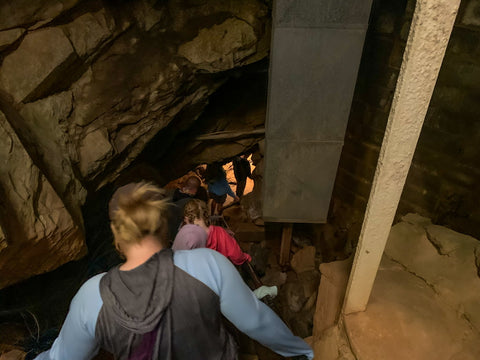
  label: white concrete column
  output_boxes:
[343,0,461,314]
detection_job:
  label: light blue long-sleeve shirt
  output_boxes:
[35,248,313,360]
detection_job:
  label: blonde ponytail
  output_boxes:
[109,182,170,250]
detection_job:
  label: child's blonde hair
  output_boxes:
[183,199,210,226]
[109,182,170,252]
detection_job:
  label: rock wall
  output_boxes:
[0,0,270,288]
[0,109,86,288]
[144,69,268,183]
[331,0,480,247]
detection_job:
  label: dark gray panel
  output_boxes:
[262,140,343,222]
[264,0,372,223]
[275,0,373,28]
[266,27,366,141]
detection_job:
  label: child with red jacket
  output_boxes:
[174,199,251,265]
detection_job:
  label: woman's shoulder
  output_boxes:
[173,248,229,276]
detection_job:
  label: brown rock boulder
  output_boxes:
[0,111,85,288]
[0,28,25,51]
[0,0,80,31]
[0,27,78,103]
[291,246,316,274]
[63,9,115,59]
[179,18,258,72]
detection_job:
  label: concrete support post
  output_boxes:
[343,0,461,314]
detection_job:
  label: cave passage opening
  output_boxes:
[0,56,330,360]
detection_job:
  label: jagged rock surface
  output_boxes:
[0,111,86,288]
[0,0,269,288]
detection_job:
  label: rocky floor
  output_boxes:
[218,203,321,360]
[314,213,480,360]
[3,208,480,360]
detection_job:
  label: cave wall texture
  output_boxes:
[0,0,270,288]
[1,0,480,289]
[332,0,480,250]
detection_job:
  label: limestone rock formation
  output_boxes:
[0,0,270,288]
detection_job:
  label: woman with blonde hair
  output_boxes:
[34,182,313,360]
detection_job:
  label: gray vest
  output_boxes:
[95,249,237,360]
